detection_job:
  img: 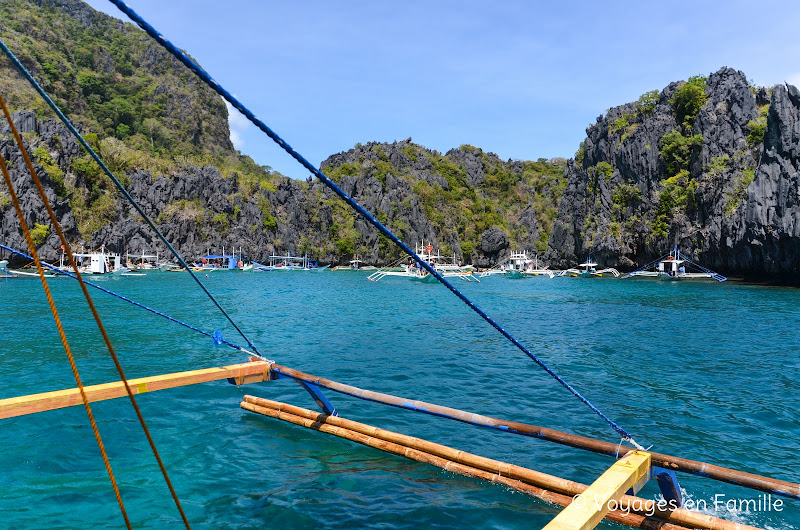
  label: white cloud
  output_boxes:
[225,100,250,150]
[786,73,800,89]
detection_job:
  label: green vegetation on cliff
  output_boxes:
[670,75,708,129]
[637,90,659,116]
[322,142,566,261]
[651,78,707,238]
[29,222,50,246]
[746,103,769,146]
[0,0,290,242]
[659,130,703,177]
[0,0,230,156]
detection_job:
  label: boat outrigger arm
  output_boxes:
[3,358,795,529]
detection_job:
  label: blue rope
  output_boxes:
[0,243,254,356]
[107,1,639,443]
[0,37,262,358]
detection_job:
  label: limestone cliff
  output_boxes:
[546,67,799,279]
[736,83,800,278]
[319,140,565,266]
[4,59,800,280]
[0,112,565,267]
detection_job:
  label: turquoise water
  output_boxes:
[0,271,797,528]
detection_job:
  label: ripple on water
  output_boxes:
[0,273,798,528]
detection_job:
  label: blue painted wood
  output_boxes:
[298,381,337,416]
[273,372,336,415]
[654,466,683,507]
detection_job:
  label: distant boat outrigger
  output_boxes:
[559,257,619,278]
[368,241,478,283]
[1,250,66,278]
[253,251,327,271]
[621,246,727,282]
[525,254,554,277]
[332,255,376,271]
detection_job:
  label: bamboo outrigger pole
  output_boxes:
[269,362,800,500]
[241,396,759,530]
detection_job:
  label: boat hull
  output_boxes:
[409,274,439,283]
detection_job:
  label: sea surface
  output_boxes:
[0,270,797,529]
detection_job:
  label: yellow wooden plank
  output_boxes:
[543,451,651,530]
[0,361,271,420]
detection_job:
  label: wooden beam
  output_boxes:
[544,451,651,530]
[0,361,271,420]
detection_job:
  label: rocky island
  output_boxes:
[1,0,799,282]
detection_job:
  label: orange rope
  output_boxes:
[0,135,131,528]
[0,94,190,528]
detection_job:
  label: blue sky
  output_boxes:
[84,0,800,179]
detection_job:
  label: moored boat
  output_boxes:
[503,250,530,279]
[124,251,170,272]
[500,251,555,279]
[253,251,325,271]
[196,254,250,271]
[73,245,127,275]
[332,256,377,271]
[621,246,727,281]
[559,257,619,278]
[368,242,478,283]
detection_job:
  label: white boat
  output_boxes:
[124,251,169,272]
[559,257,619,278]
[368,241,478,283]
[73,246,127,275]
[253,251,326,271]
[3,253,95,279]
[621,247,727,282]
[502,251,529,279]
[331,255,378,271]
[477,251,554,279]
[499,251,555,279]
[333,255,371,271]
[524,255,555,277]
